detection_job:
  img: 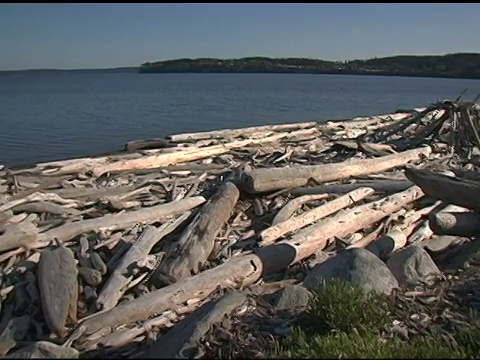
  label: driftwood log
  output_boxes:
[74,186,423,337]
[243,146,431,193]
[156,182,240,284]
[37,196,206,244]
[405,167,480,211]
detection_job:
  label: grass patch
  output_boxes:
[271,279,480,359]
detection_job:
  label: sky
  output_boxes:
[1,3,479,70]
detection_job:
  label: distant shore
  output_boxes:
[139,53,480,80]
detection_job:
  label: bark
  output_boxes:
[405,167,480,211]
[243,146,431,193]
[155,182,240,284]
[37,196,206,243]
[259,187,374,246]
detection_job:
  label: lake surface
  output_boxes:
[0,72,479,167]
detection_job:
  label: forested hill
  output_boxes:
[139,53,480,79]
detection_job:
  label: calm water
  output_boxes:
[0,72,479,167]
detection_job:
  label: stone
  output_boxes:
[6,341,79,359]
[386,245,442,286]
[273,284,312,314]
[302,248,399,295]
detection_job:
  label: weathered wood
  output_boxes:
[91,130,314,177]
[96,214,190,312]
[430,211,480,236]
[405,167,480,211]
[38,245,78,338]
[271,194,329,225]
[143,290,248,359]
[125,138,172,152]
[11,202,80,216]
[166,121,318,142]
[72,253,263,337]
[243,147,431,193]
[37,196,205,243]
[259,187,374,246]
[289,179,413,196]
[0,222,38,253]
[75,187,422,338]
[156,182,240,283]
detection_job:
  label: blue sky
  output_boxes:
[1,3,479,70]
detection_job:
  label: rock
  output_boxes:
[302,248,399,295]
[6,341,79,359]
[423,235,460,253]
[273,285,311,314]
[386,245,442,286]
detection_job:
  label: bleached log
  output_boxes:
[430,211,480,236]
[91,129,316,177]
[37,196,206,243]
[289,179,413,196]
[259,187,374,246]
[271,194,329,225]
[74,187,422,338]
[243,146,431,193]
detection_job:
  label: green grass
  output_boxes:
[271,279,480,359]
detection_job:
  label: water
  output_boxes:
[0,72,479,167]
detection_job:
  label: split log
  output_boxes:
[0,222,38,253]
[429,211,480,236]
[405,167,480,211]
[37,196,206,243]
[143,290,248,359]
[289,179,413,196]
[74,187,423,338]
[155,182,240,284]
[243,146,431,193]
[91,130,315,177]
[259,187,374,246]
[96,214,191,311]
[38,245,78,338]
[271,194,329,225]
[166,121,318,142]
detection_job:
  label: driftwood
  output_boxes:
[37,196,206,243]
[0,221,38,252]
[243,146,431,193]
[289,179,413,196]
[96,215,191,311]
[75,187,423,338]
[271,194,329,225]
[91,130,313,177]
[166,121,318,142]
[405,167,480,211]
[156,182,240,284]
[11,201,80,216]
[125,138,172,152]
[38,245,78,338]
[429,211,480,236]
[259,187,375,246]
[143,290,248,359]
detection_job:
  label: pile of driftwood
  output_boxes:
[0,100,480,358]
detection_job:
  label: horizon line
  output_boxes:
[1,51,479,72]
